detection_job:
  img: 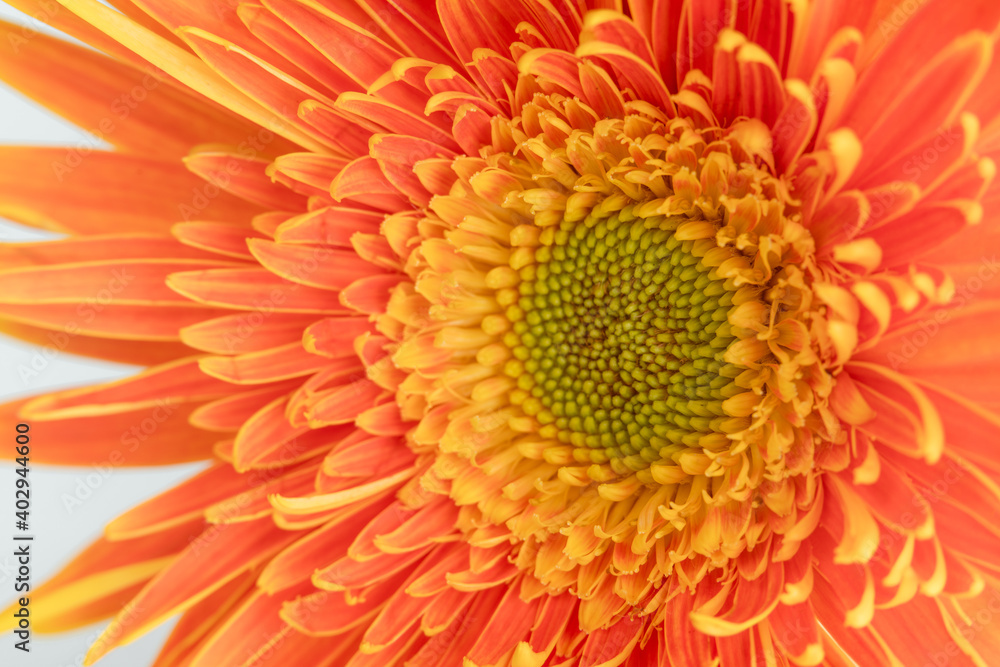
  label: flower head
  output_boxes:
[2,0,1000,665]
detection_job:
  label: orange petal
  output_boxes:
[149,570,257,667]
[769,601,824,666]
[466,583,541,666]
[172,221,269,260]
[273,206,384,246]
[283,579,396,637]
[258,494,392,593]
[843,0,1000,144]
[305,379,388,427]
[232,394,355,469]
[578,39,676,116]
[332,156,410,211]
[52,0,321,151]
[264,0,403,88]
[180,312,321,355]
[0,21,280,159]
[237,2,361,97]
[664,589,716,665]
[167,267,347,312]
[315,546,430,591]
[0,148,263,234]
[105,463,247,540]
[849,33,991,180]
[85,517,305,664]
[0,397,218,465]
[189,381,294,433]
[22,357,233,419]
[199,341,328,385]
[187,582,357,667]
[297,99,374,156]
[848,361,945,463]
[868,596,982,667]
[689,567,785,637]
[183,149,311,212]
[204,460,321,524]
[248,240,385,290]
[0,317,192,366]
[409,588,503,666]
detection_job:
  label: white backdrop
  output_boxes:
[0,3,209,665]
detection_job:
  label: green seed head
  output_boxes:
[504,210,743,474]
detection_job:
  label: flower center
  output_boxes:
[397,101,838,618]
[502,209,746,478]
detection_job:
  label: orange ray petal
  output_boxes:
[314,545,430,592]
[297,99,374,156]
[0,234,217,268]
[848,361,945,463]
[0,148,264,234]
[189,380,300,431]
[21,356,234,419]
[50,0,324,151]
[248,240,386,290]
[466,582,541,665]
[258,494,393,593]
[183,149,312,212]
[237,2,361,97]
[843,0,1000,143]
[172,221,270,260]
[199,341,329,385]
[289,570,408,639]
[167,267,348,312]
[106,462,253,539]
[264,0,404,89]
[149,570,257,667]
[186,581,358,667]
[0,397,218,465]
[85,517,306,664]
[0,317,193,366]
[270,152,347,198]
[232,394,355,469]
[868,596,982,667]
[180,312,322,354]
[409,587,503,666]
[579,615,644,667]
[332,156,411,211]
[203,459,321,523]
[125,0,327,88]
[0,21,284,159]
[273,206,384,246]
[0,258,238,308]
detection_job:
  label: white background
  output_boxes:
[0,3,207,665]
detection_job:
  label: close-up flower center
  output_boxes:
[402,104,839,616]
[503,210,745,477]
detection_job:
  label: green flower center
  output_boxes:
[502,208,746,476]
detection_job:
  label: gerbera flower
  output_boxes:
[2,0,1000,664]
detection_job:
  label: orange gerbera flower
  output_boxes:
[2,0,1000,664]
